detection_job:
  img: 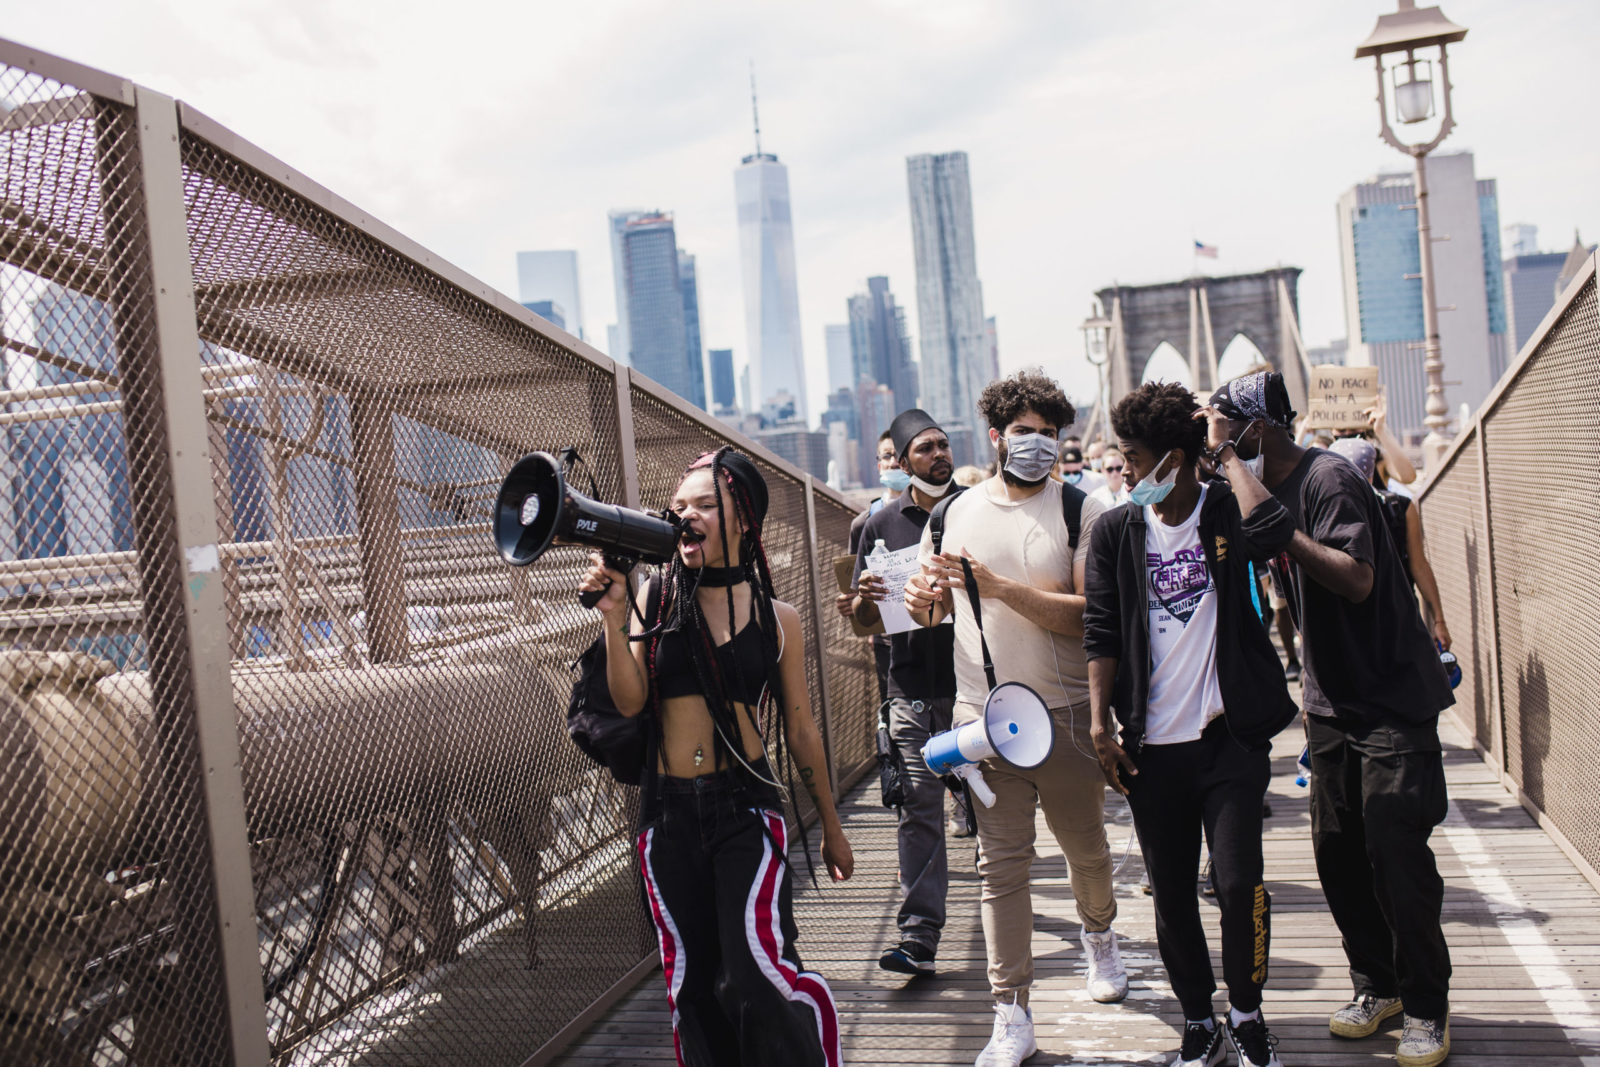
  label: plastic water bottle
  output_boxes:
[1294,745,1312,789]
[865,538,889,585]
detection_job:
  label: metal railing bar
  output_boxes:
[0,36,137,106]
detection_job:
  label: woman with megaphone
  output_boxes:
[579,447,851,1067]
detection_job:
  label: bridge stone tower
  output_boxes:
[1096,267,1310,413]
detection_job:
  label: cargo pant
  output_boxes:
[889,696,955,951]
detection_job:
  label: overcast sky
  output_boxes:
[10,0,1598,414]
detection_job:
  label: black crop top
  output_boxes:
[653,619,771,706]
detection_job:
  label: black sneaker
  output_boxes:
[1284,661,1301,683]
[1226,1015,1283,1067]
[1200,857,1216,897]
[878,940,936,975]
[1172,1018,1225,1067]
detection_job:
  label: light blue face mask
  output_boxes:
[1128,451,1178,506]
[880,468,911,493]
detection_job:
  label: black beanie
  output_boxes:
[889,408,942,459]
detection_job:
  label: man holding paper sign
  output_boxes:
[851,408,960,978]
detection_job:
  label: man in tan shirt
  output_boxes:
[907,371,1126,1067]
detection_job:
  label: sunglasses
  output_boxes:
[1103,463,1125,473]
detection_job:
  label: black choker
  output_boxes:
[693,564,747,587]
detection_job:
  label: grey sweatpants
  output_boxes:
[890,696,955,950]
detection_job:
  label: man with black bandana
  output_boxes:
[851,408,959,976]
[1202,371,1455,1067]
[904,371,1125,1067]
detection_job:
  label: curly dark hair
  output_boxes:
[1111,381,1206,465]
[976,369,1073,433]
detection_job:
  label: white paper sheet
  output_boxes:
[861,542,924,635]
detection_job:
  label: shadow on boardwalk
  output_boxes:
[556,715,1600,1065]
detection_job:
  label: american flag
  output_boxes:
[1194,240,1219,259]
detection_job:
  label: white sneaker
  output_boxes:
[1396,1014,1449,1067]
[975,999,1037,1066]
[1081,926,1129,1003]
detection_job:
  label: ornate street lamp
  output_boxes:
[1356,0,1468,471]
[1080,306,1112,445]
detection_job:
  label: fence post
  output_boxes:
[349,395,411,664]
[614,368,641,510]
[1476,425,1509,779]
[802,476,841,801]
[112,86,269,1064]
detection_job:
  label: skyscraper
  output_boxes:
[846,276,918,415]
[1502,226,1569,355]
[1335,152,1508,442]
[521,300,565,331]
[709,348,736,412]
[515,250,584,341]
[734,82,807,425]
[824,324,852,396]
[907,152,987,464]
[607,209,649,364]
[620,214,705,410]
[678,250,707,411]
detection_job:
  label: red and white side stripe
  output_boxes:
[637,829,686,1066]
[746,809,843,1067]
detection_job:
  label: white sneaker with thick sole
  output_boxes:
[1081,926,1129,1003]
[1329,993,1403,1038]
[974,1000,1037,1067]
[1396,1014,1449,1067]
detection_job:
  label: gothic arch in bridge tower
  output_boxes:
[1142,342,1193,388]
[1217,332,1268,384]
[1096,268,1311,412]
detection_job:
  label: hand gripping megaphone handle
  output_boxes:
[578,553,638,609]
[951,762,997,808]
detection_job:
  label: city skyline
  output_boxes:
[11,1,1596,425]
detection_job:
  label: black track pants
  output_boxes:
[637,773,841,1067]
[1307,713,1451,1019]
[1128,719,1272,1020]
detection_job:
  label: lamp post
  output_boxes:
[1080,306,1112,445]
[1356,0,1468,472]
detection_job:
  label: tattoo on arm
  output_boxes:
[799,764,823,802]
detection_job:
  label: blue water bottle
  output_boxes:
[1294,745,1312,789]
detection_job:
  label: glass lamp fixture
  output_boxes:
[1394,56,1434,124]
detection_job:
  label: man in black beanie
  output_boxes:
[850,408,959,975]
[1202,371,1455,1067]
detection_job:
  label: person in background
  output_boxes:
[852,409,960,977]
[1090,447,1129,508]
[1210,371,1455,1067]
[841,430,905,705]
[1328,438,1451,654]
[953,465,987,488]
[1057,442,1108,494]
[1085,381,1298,1067]
[1085,439,1108,472]
[1361,393,1416,488]
[905,370,1127,1067]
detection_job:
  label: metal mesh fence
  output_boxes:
[0,43,877,1067]
[1421,268,1600,875]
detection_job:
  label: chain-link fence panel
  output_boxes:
[1416,425,1497,764]
[809,492,876,791]
[0,65,243,1065]
[1479,274,1600,870]
[173,120,665,1064]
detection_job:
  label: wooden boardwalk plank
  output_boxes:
[555,713,1600,1065]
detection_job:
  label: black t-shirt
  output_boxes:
[1268,449,1453,724]
[853,489,957,701]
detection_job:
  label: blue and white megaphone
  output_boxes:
[922,683,1054,808]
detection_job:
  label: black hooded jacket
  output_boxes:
[1082,477,1299,754]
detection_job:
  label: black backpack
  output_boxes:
[567,576,662,785]
[927,481,1086,556]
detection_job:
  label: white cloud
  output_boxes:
[7,0,1597,419]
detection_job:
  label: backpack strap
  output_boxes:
[1061,481,1086,551]
[927,486,967,556]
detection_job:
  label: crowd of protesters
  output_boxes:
[588,365,1457,1067]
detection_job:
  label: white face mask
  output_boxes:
[996,431,1058,484]
[909,473,953,497]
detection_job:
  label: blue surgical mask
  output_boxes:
[998,432,1058,483]
[1063,470,1083,485]
[880,468,911,493]
[1128,451,1178,506]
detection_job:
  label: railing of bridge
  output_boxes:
[1418,250,1600,884]
[0,41,877,1066]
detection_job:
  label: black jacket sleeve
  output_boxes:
[1236,494,1296,561]
[1082,508,1123,662]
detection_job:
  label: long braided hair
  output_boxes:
[643,447,788,787]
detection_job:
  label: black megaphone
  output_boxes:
[494,451,682,607]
